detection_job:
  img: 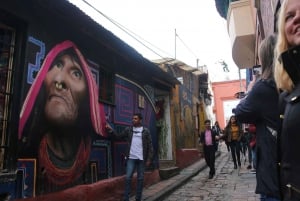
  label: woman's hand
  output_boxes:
[105,123,113,132]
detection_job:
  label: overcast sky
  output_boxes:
[68,0,246,82]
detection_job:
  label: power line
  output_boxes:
[109,17,174,58]
[81,0,173,59]
[175,32,198,60]
[78,0,205,68]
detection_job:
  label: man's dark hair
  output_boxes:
[134,113,143,120]
[204,119,211,124]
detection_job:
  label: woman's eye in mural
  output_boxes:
[53,60,63,69]
[71,68,83,80]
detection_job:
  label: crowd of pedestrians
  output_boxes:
[103,1,300,200]
[198,1,300,200]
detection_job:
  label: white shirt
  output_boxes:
[129,126,144,160]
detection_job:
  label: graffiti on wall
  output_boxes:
[27,37,45,84]
[114,80,153,128]
[18,38,107,195]
[155,99,169,159]
[179,85,193,136]
[114,84,134,125]
[14,36,158,198]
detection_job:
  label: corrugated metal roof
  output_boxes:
[153,57,207,75]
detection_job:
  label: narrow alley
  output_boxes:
[141,143,260,201]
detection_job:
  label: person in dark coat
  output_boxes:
[233,34,281,200]
[212,121,222,151]
[199,119,219,179]
[274,0,300,200]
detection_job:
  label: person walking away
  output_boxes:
[106,113,153,201]
[212,121,222,151]
[199,119,219,179]
[242,125,253,169]
[223,115,243,169]
[224,132,231,152]
[233,34,281,200]
[274,0,300,200]
[248,124,257,173]
[240,125,249,164]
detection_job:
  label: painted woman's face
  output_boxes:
[284,0,300,47]
[44,54,87,126]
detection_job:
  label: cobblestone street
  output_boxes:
[163,143,260,201]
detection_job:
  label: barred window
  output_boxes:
[98,67,115,105]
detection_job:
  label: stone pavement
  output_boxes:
[133,143,259,201]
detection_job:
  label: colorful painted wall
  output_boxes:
[212,79,246,129]
[153,60,205,167]
[14,39,159,198]
[0,1,167,199]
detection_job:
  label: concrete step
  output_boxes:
[159,166,180,180]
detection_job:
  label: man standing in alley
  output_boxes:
[199,119,219,179]
[106,113,153,201]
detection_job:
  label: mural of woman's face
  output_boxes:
[44,53,87,126]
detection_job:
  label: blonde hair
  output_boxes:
[274,0,294,92]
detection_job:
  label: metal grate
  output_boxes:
[0,24,15,171]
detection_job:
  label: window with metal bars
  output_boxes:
[0,24,15,171]
[98,67,115,105]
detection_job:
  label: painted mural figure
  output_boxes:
[18,40,106,194]
[105,113,153,201]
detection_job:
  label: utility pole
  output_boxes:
[175,29,177,59]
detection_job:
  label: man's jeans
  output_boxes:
[124,159,145,201]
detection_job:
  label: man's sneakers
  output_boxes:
[247,165,252,169]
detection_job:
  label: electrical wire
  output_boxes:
[81,0,173,59]
[175,32,198,60]
[81,0,205,67]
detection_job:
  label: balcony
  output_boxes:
[227,0,255,69]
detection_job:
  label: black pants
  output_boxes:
[203,145,216,175]
[229,140,241,166]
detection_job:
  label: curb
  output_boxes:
[144,151,221,201]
